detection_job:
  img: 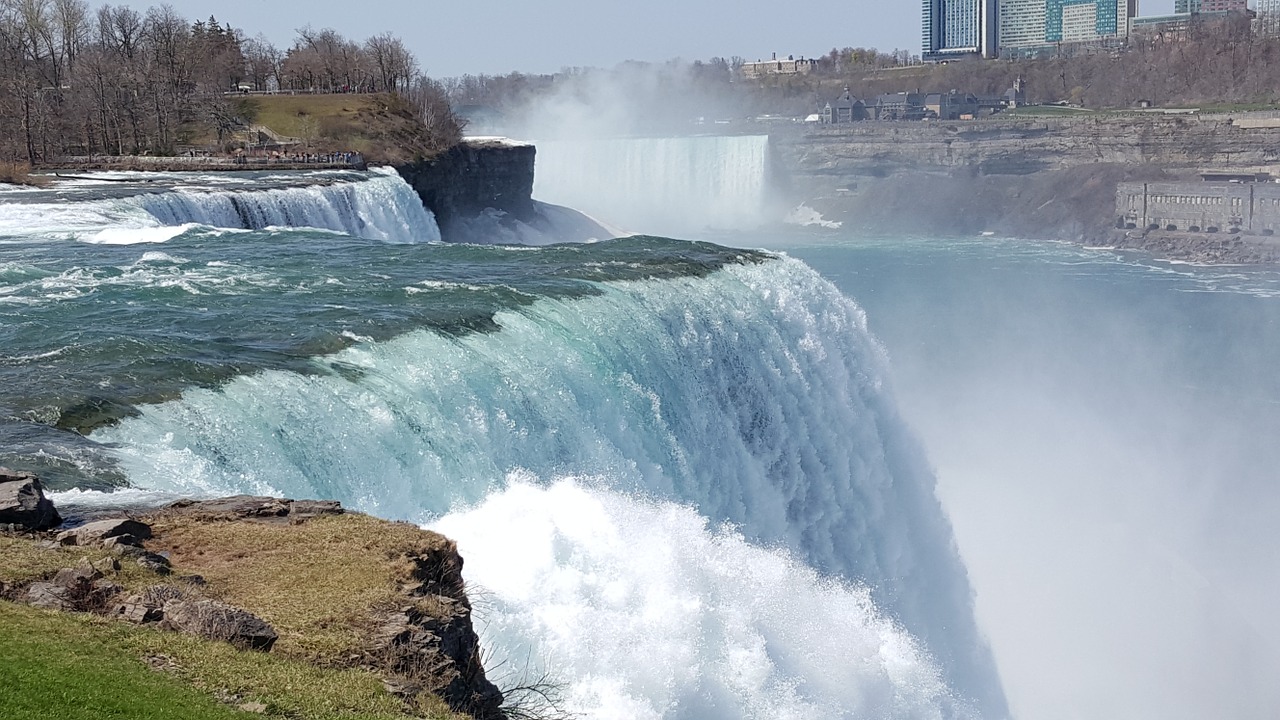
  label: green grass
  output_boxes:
[248,94,373,140]
[0,513,470,719]
[1197,102,1280,114]
[1000,104,1096,116]
[0,601,449,719]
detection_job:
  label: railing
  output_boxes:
[46,154,367,170]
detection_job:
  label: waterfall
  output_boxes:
[533,135,773,235]
[92,255,1007,717]
[134,168,439,243]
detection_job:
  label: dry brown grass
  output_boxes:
[0,535,161,591]
[0,160,44,186]
[143,513,455,662]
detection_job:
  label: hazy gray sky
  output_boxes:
[139,0,1179,77]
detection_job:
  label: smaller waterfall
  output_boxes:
[533,136,773,235]
[135,168,439,243]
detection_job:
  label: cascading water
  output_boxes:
[135,168,439,243]
[91,255,1007,718]
[533,135,773,234]
[0,168,440,244]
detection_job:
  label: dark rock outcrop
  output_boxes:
[363,537,503,718]
[161,597,279,652]
[0,468,62,530]
[396,140,537,239]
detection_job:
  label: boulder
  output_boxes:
[0,469,61,530]
[133,551,171,575]
[167,496,291,520]
[165,496,343,523]
[56,518,152,546]
[161,598,278,651]
[112,585,184,624]
[24,582,76,611]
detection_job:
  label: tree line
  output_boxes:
[441,16,1280,132]
[0,0,456,164]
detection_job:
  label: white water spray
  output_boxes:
[433,476,968,720]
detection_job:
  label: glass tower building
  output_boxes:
[922,0,998,59]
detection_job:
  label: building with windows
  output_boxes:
[922,0,998,60]
[1046,0,1133,42]
[1000,0,1049,49]
[1174,0,1246,12]
[1259,0,1280,33]
[740,54,818,80]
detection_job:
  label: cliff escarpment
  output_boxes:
[770,116,1280,258]
[396,140,536,237]
[397,138,612,244]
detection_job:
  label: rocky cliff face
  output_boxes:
[396,140,537,239]
[769,116,1280,260]
[773,116,1280,187]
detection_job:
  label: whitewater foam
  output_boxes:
[0,168,440,244]
[433,476,968,720]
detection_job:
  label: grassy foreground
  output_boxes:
[0,602,428,720]
[0,511,471,720]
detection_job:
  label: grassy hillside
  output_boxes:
[240,93,450,163]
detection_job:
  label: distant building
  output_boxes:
[1129,9,1251,42]
[1260,0,1280,30]
[922,0,998,60]
[822,87,867,123]
[999,0,1050,50]
[740,53,819,79]
[1117,180,1280,235]
[1005,77,1028,107]
[1045,0,1133,43]
[1175,0,1245,12]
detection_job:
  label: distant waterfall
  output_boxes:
[135,168,440,243]
[533,135,773,235]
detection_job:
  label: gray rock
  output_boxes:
[0,469,61,530]
[52,564,103,589]
[288,499,344,518]
[167,495,291,520]
[24,582,75,611]
[164,495,343,523]
[56,518,152,546]
[112,585,184,623]
[161,598,278,651]
[136,556,172,576]
[100,534,144,550]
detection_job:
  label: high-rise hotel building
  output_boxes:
[922,0,999,60]
[981,0,1138,54]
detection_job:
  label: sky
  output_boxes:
[114,0,1185,77]
[110,0,931,77]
